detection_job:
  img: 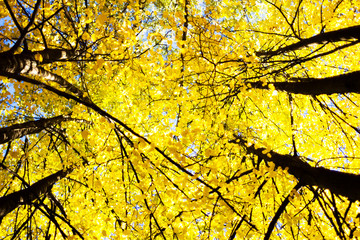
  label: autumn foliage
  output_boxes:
[1,0,360,239]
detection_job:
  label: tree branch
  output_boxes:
[264,182,302,240]
[10,0,42,52]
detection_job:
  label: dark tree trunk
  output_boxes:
[230,136,360,201]
[0,168,72,220]
[0,115,72,144]
[247,71,360,95]
[0,49,87,99]
[257,25,360,57]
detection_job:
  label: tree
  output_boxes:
[1,0,360,239]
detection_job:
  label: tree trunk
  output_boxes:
[247,71,360,95]
[0,115,72,144]
[0,168,72,220]
[257,25,360,57]
[0,49,87,99]
[230,135,360,201]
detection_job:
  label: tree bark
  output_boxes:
[0,115,72,144]
[257,25,360,57]
[230,135,360,201]
[247,71,360,95]
[0,49,76,68]
[0,49,87,99]
[0,168,72,220]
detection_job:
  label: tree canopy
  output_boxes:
[1,0,360,239]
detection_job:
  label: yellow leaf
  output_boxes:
[268,84,275,91]
[95,58,105,69]
[97,14,107,25]
[94,180,102,190]
[82,32,91,41]
[353,229,360,237]
[180,48,187,54]
[81,130,90,139]
[91,34,97,42]
[10,151,20,158]
[34,53,43,62]
[204,149,212,158]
